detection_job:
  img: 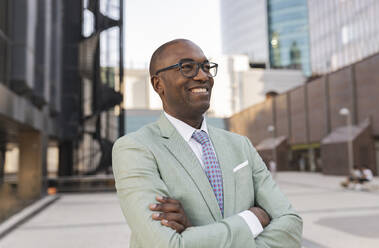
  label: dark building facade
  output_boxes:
[228,52,379,176]
[0,0,124,222]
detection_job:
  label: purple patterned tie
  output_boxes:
[192,130,224,215]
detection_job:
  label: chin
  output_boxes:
[196,103,210,115]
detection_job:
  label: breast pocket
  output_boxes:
[234,161,254,211]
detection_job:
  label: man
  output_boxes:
[112,39,302,247]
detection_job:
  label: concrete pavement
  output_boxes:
[0,193,131,248]
[0,172,378,248]
[276,172,379,248]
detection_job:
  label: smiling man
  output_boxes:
[112,39,302,248]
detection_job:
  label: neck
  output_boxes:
[182,116,203,129]
[165,111,204,129]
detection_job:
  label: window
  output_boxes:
[82,0,95,37]
[100,0,120,20]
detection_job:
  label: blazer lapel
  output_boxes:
[208,126,236,218]
[157,114,223,221]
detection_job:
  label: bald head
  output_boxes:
[149,39,200,77]
[148,38,214,128]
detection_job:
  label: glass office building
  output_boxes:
[0,0,65,222]
[308,0,379,74]
[0,0,124,222]
[267,0,311,76]
[220,0,269,66]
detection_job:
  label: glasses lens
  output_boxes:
[205,62,218,77]
[180,61,197,77]
[179,61,218,78]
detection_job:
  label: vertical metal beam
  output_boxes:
[5,0,12,88]
[265,0,270,69]
[59,141,73,176]
[93,0,100,112]
[58,0,82,175]
[118,0,125,136]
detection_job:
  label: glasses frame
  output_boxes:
[154,59,218,78]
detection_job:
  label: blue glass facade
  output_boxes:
[268,0,311,76]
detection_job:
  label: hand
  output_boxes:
[249,206,271,228]
[149,196,192,233]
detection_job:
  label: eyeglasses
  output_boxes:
[155,59,218,78]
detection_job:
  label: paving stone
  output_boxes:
[0,173,378,248]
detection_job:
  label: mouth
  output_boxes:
[189,87,209,94]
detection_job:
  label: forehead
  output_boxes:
[160,41,207,67]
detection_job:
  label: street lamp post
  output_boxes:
[267,125,276,178]
[339,108,353,174]
[267,125,275,161]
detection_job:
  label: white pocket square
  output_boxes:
[233,160,248,172]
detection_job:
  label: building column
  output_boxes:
[17,130,43,200]
[308,148,316,172]
[58,141,73,176]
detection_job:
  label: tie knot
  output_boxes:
[192,130,209,145]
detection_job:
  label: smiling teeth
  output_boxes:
[191,88,207,93]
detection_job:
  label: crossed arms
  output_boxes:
[112,135,302,248]
[149,196,270,234]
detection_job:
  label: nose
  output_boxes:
[193,66,209,81]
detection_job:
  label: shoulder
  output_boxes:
[209,125,251,146]
[209,125,243,138]
[113,122,160,150]
[208,125,247,140]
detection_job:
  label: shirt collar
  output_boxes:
[164,112,208,142]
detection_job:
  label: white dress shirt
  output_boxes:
[164,112,263,238]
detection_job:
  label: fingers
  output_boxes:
[149,197,181,213]
[149,196,191,233]
[152,212,185,224]
[149,203,180,213]
[151,210,186,233]
[156,196,180,205]
[161,219,185,233]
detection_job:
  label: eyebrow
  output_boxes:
[179,58,209,63]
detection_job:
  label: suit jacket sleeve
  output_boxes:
[112,135,261,248]
[243,137,303,248]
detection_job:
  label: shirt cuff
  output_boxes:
[238,210,264,238]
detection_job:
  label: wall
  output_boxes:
[228,52,379,174]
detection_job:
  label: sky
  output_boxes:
[124,0,222,69]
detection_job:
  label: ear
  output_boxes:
[151,75,164,95]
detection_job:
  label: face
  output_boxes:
[152,41,214,121]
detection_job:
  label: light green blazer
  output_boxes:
[112,114,302,248]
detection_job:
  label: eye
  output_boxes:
[203,63,211,72]
[181,62,195,72]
